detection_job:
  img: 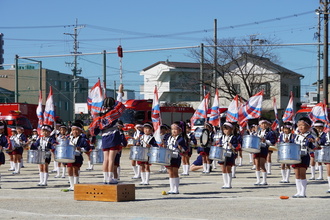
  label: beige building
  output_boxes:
[219,53,303,112]
[0,67,88,122]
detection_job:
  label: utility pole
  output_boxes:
[213,19,218,103]
[200,43,204,101]
[316,8,322,103]
[64,19,85,120]
[103,50,107,90]
[15,55,19,102]
[320,0,329,105]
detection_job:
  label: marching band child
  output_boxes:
[85,130,96,171]
[166,121,189,194]
[114,120,127,182]
[292,117,316,198]
[159,124,170,173]
[254,119,276,185]
[137,122,157,185]
[55,124,69,178]
[310,120,326,180]
[89,84,126,184]
[12,126,27,174]
[278,122,294,183]
[198,123,214,174]
[0,121,9,189]
[131,124,143,178]
[180,123,192,176]
[218,122,239,189]
[8,128,16,171]
[181,123,196,175]
[30,125,56,186]
[248,124,258,169]
[325,132,330,193]
[67,122,89,191]
[51,122,61,173]
[231,124,241,178]
[212,126,222,170]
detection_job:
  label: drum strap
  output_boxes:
[295,133,311,150]
[141,135,153,147]
[258,130,267,139]
[40,137,50,151]
[70,136,80,147]
[221,135,233,149]
[167,135,179,151]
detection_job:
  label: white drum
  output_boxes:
[129,146,149,162]
[55,139,75,163]
[148,147,172,166]
[315,146,330,163]
[277,143,301,164]
[242,135,261,153]
[194,127,209,147]
[26,150,46,164]
[209,146,225,162]
[91,149,104,164]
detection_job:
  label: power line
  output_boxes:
[3,11,315,42]
[0,24,77,29]
[17,43,322,59]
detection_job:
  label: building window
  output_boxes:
[293,85,300,98]
[252,83,270,99]
[233,84,241,94]
[65,81,71,92]
[65,101,69,111]
[281,83,289,96]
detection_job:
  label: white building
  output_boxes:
[140,61,212,108]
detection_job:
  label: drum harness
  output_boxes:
[39,136,51,158]
[220,134,234,157]
[281,133,294,143]
[70,135,82,156]
[13,133,25,149]
[167,135,184,158]
[140,134,153,148]
[258,129,273,148]
[294,132,314,156]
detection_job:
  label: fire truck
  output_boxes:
[119,99,195,137]
[0,103,39,136]
[294,103,330,123]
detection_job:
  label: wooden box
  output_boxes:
[74,183,135,202]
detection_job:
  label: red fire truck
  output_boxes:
[119,99,195,137]
[294,103,330,123]
[0,103,39,136]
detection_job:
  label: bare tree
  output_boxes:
[188,36,280,102]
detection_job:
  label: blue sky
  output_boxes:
[0,0,322,99]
